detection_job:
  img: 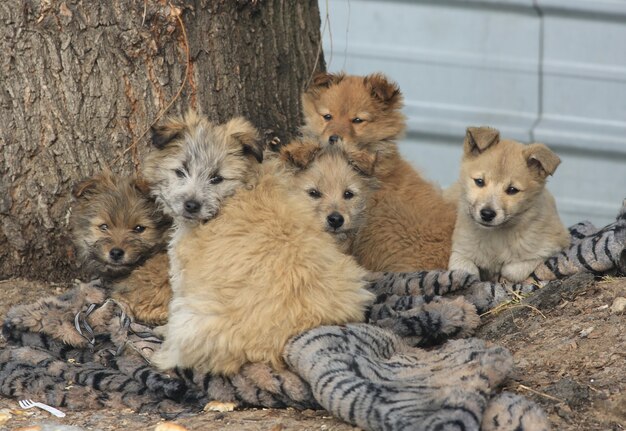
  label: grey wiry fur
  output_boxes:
[143,112,262,226]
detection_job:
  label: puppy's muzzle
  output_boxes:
[109,247,125,262]
[480,208,496,223]
[184,199,201,215]
[327,212,345,230]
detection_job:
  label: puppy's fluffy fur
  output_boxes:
[301,72,456,271]
[146,112,373,375]
[70,170,172,324]
[142,111,264,295]
[280,138,378,254]
[448,127,570,282]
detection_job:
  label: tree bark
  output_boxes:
[0,0,325,282]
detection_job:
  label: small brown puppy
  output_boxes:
[301,72,457,271]
[448,127,570,282]
[146,112,373,376]
[70,170,172,324]
[280,138,377,254]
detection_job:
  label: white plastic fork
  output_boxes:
[18,399,66,417]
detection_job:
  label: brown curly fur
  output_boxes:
[301,72,457,271]
[109,252,171,325]
[70,170,172,325]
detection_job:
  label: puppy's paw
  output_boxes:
[153,324,168,339]
[501,259,542,283]
[448,252,480,277]
[204,401,237,412]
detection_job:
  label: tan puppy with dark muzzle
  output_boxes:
[448,127,570,282]
[280,138,378,254]
[301,72,457,271]
[146,112,373,376]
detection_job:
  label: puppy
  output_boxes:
[301,72,457,271]
[448,127,570,282]
[142,111,264,294]
[70,170,172,325]
[146,112,373,375]
[280,138,377,254]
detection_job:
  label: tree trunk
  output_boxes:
[0,0,325,282]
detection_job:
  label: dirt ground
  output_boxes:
[0,275,624,431]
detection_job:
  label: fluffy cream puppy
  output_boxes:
[147,112,374,375]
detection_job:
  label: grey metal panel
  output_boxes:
[534,9,626,154]
[537,0,626,17]
[534,2,626,225]
[320,0,540,140]
[319,0,626,226]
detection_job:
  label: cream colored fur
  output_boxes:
[151,141,373,376]
[449,127,571,282]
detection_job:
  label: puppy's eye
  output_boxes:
[352,118,364,124]
[99,223,108,232]
[474,178,485,187]
[133,225,146,233]
[322,114,332,121]
[307,189,322,199]
[175,169,186,178]
[343,190,355,199]
[506,186,520,195]
[210,175,224,185]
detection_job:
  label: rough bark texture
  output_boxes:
[0,0,325,282]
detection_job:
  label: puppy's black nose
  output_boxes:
[327,212,345,229]
[109,248,125,262]
[480,208,496,222]
[328,135,340,145]
[184,199,201,214]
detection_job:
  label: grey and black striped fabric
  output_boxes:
[285,324,549,431]
[531,200,626,281]
[366,269,537,314]
[1,286,549,430]
[2,201,625,429]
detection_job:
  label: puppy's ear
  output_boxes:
[309,72,345,90]
[280,139,321,170]
[72,177,99,199]
[72,169,114,198]
[302,73,345,104]
[132,175,152,195]
[464,126,500,157]
[224,117,263,163]
[523,143,561,178]
[150,113,194,149]
[364,73,403,109]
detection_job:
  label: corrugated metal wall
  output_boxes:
[319,0,626,226]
